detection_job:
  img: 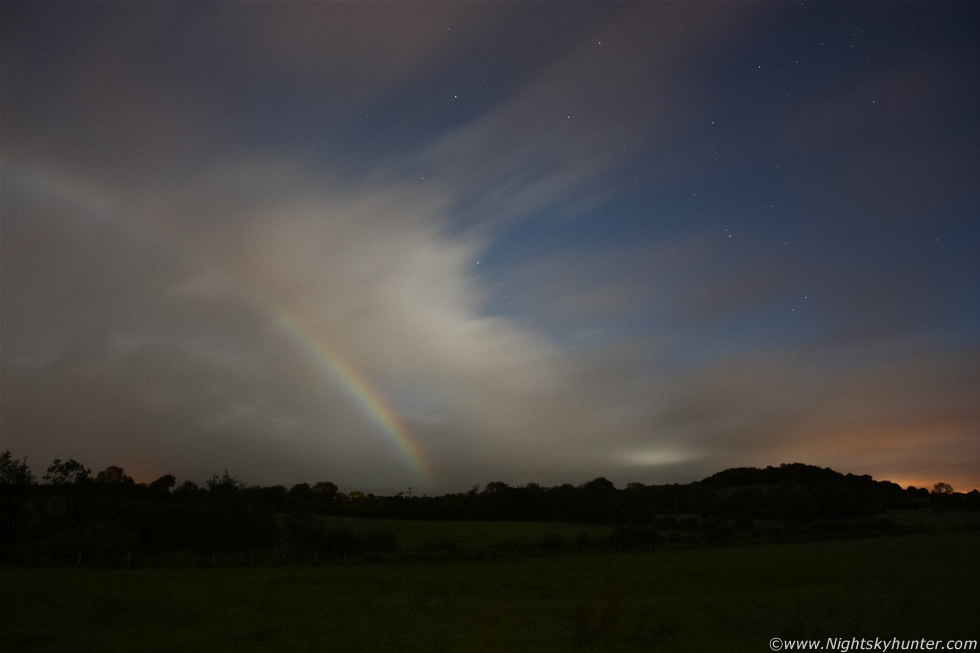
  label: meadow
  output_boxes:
[310,514,613,553]
[2,529,977,652]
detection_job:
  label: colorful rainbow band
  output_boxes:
[8,163,430,481]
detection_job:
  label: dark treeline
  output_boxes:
[1,451,978,565]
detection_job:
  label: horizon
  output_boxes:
[2,3,978,493]
[4,450,972,496]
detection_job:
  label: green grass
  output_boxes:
[2,531,977,652]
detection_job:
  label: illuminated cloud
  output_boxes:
[2,2,977,491]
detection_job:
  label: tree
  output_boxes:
[43,458,91,485]
[95,465,134,485]
[582,477,616,493]
[148,474,176,493]
[312,481,339,511]
[779,484,818,523]
[206,470,245,494]
[173,480,202,500]
[0,450,34,485]
[932,482,954,495]
[579,477,619,522]
[312,481,338,496]
[482,481,510,495]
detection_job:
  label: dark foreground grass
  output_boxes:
[2,531,977,652]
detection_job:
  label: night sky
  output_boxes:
[2,2,978,493]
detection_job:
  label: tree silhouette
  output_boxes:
[148,474,176,493]
[173,480,202,499]
[206,470,245,494]
[932,482,954,495]
[95,466,135,485]
[43,459,91,485]
[312,481,338,496]
[0,450,34,486]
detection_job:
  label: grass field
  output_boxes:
[315,514,612,552]
[2,529,977,652]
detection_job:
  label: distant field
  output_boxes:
[883,511,980,531]
[315,515,612,552]
[2,531,977,652]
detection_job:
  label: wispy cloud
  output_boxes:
[2,2,977,491]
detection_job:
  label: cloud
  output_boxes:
[6,145,978,490]
[0,154,609,486]
[154,161,632,486]
[3,2,977,492]
[626,337,980,486]
[419,4,752,232]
